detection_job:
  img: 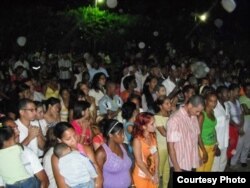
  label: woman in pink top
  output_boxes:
[71,101,93,145]
[51,122,103,188]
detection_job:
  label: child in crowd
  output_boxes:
[54,143,97,188]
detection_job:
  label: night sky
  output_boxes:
[0,0,249,55]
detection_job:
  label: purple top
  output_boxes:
[102,143,132,188]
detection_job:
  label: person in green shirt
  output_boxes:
[197,91,219,172]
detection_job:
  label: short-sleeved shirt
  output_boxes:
[154,115,168,150]
[167,107,200,171]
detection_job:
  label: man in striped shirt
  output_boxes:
[167,95,207,172]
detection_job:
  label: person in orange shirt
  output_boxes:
[120,75,140,103]
[132,112,159,188]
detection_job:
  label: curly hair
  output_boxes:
[132,112,154,138]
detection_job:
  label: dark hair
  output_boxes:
[122,102,137,120]
[44,127,58,154]
[45,97,60,111]
[0,116,14,124]
[54,122,73,139]
[143,76,158,111]
[228,83,240,91]
[91,72,106,91]
[99,119,123,140]
[155,84,165,93]
[182,85,195,95]
[0,126,14,149]
[123,75,136,90]
[34,101,44,108]
[18,98,34,111]
[16,83,30,94]
[154,95,171,113]
[73,101,90,119]
[59,87,70,96]
[127,93,141,104]
[200,86,215,97]
[187,95,205,107]
[54,143,69,158]
[243,82,250,91]
[216,86,228,96]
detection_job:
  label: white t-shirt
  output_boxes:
[16,119,40,156]
[43,148,57,188]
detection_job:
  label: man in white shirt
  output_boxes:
[14,55,30,78]
[212,86,230,172]
[58,53,72,88]
[15,99,45,157]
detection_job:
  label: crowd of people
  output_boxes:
[0,50,250,188]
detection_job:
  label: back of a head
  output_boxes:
[187,95,205,107]
[123,75,135,90]
[122,101,137,120]
[45,97,60,111]
[0,126,14,149]
[54,143,69,158]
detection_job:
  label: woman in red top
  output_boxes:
[71,101,93,145]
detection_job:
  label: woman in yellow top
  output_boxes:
[59,88,70,122]
[45,77,59,99]
[154,96,171,188]
[132,112,159,188]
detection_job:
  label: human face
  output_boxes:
[145,117,156,133]
[36,106,45,120]
[188,104,204,116]
[221,89,229,102]
[161,99,172,113]
[80,84,89,95]
[21,102,37,121]
[5,120,20,143]
[112,129,125,144]
[61,90,70,100]
[149,78,158,91]
[99,75,106,86]
[25,80,35,93]
[50,103,61,114]
[157,87,166,97]
[206,95,217,109]
[232,88,240,99]
[59,128,78,149]
[185,89,195,101]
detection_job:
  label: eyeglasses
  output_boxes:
[22,108,37,112]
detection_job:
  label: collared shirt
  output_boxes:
[214,101,230,149]
[167,107,200,171]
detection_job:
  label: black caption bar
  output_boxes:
[173,172,250,188]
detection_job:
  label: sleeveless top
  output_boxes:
[71,120,92,145]
[102,143,132,188]
[201,111,217,145]
[133,134,157,179]
[60,99,69,122]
